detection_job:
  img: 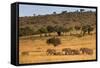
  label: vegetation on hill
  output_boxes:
[19,10,96,37]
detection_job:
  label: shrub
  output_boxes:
[19,27,34,36]
[82,25,94,36]
[47,26,54,32]
[38,27,48,37]
[74,26,81,31]
[47,25,54,36]
[87,25,94,34]
[46,37,61,47]
[54,26,64,36]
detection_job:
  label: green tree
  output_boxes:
[38,27,48,37]
[47,25,54,36]
[74,25,81,34]
[67,27,73,35]
[19,27,34,36]
[62,28,71,36]
[81,25,94,36]
[54,26,64,36]
[87,25,94,35]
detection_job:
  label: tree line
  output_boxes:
[19,24,94,37]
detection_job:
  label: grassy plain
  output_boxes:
[19,33,96,64]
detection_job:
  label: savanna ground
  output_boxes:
[19,31,96,64]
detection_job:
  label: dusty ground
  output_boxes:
[19,34,96,64]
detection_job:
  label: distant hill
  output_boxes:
[19,11,96,36]
[19,11,96,28]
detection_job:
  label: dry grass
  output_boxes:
[19,34,96,64]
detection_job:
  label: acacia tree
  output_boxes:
[19,27,34,36]
[88,25,94,35]
[38,27,48,37]
[61,11,67,14]
[74,25,81,34]
[80,9,85,12]
[33,14,36,16]
[54,26,64,36]
[67,27,73,35]
[81,25,94,36]
[53,12,56,15]
[62,27,72,36]
[47,25,54,36]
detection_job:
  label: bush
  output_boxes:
[87,25,94,34]
[19,27,34,36]
[46,37,61,47]
[54,26,64,36]
[82,25,94,36]
[46,25,54,36]
[74,26,81,30]
[47,25,54,33]
[38,27,48,36]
